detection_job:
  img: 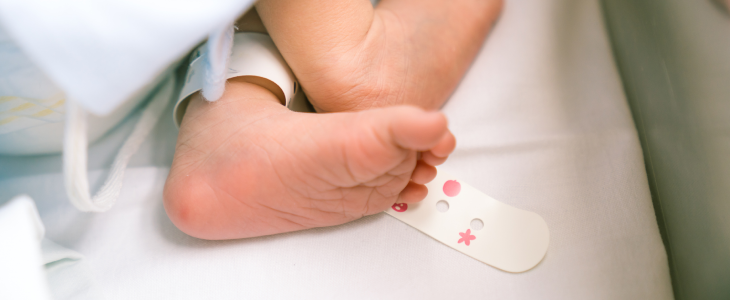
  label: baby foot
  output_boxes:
[163,80,455,240]
[256,0,503,112]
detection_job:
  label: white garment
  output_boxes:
[0,0,256,154]
[0,0,255,116]
[0,1,262,211]
[0,28,155,155]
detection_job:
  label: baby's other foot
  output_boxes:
[256,0,503,112]
[164,80,455,240]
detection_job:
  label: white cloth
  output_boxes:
[0,27,160,155]
[41,238,105,300]
[63,76,176,212]
[0,195,103,300]
[0,0,674,298]
[0,0,254,116]
[0,195,52,300]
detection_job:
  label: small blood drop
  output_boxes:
[443,180,461,197]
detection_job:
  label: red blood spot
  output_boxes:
[443,180,461,197]
[392,203,408,212]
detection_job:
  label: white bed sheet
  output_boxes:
[0,0,674,299]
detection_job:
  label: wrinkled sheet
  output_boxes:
[0,0,674,299]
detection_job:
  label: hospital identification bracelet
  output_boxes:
[173,32,297,127]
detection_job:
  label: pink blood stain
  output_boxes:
[443,180,461,197]
[392,203,408,212]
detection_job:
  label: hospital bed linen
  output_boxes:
[0,195,102,300]
[0,196,52,300]
[0,0,674,298]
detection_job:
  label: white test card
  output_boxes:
[386,169,549,272]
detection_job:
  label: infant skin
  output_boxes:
[163,0,502,239]
[164,79,454,239]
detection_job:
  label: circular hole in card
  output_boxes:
[470,218,484,231]
[435,200,450,213]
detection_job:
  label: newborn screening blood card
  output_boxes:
[386,169,549,272]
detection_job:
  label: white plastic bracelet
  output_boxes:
[174,32,297,126]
